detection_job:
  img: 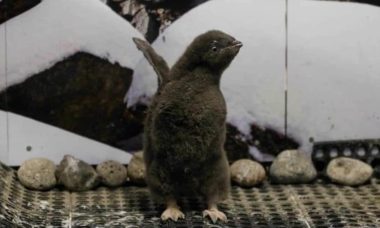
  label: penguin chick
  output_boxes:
[133,30,242,223]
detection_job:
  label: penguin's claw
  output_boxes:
[203,208,227,223]
[161,207,185,221]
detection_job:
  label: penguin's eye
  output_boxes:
[210,40,219,52]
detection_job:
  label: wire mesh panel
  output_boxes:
[70,185,308,228]
[0,162,71,227]
[290,179,380,228]
[1,161,380,227]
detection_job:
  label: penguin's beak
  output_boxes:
[231,40,243,48]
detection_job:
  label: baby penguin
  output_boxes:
[132,30,242,223]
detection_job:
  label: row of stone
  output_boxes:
[17,152,145,191]
[231,150,374,187]
[17,149,374,191]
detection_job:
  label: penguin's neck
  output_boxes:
[171,61,223,86]
[194,66,222,85]
[176,66,222,87]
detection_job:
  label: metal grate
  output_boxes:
[1,162,380,227]
[0,162,71,228]
[312,139,380,174]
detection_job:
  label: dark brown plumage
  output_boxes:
[133,30,242,223]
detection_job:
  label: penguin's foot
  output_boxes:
[161,204,185,221]
[202,207,227,223]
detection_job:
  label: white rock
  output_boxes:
[270,150,317,184]
[17,158,57,190]
[56,155,100,191]
[97,160,127,187]
[230,159,266,187]
[327,157,373,186]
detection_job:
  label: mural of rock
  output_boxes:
[107,0,210,42]
[248,124,299,156]
[325,0,380,6]
[0,0,145,163]
[224,124,251,162]
[0,52,142,147]
[224,124,298,163]
[0,0,41,24]
[106,0,379,44]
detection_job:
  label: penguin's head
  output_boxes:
[186,30,243,73]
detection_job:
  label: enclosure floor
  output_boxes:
[1,163,380,228]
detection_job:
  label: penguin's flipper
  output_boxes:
[132,38,170,87]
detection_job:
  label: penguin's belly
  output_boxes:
[168,162,206,194]
[151,114,214,165]
[149,88,226,195]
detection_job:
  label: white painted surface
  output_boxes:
[4,111,132,166]
[0,24,7,163]
[0,0,144,91]
[127,0,287,139]
[0,109,7,164]
[288,0,380,151]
